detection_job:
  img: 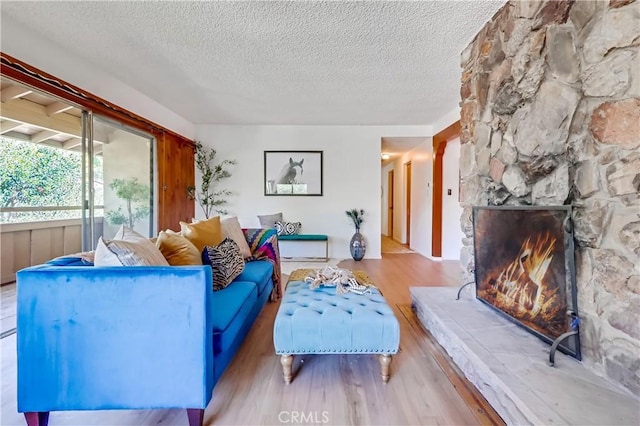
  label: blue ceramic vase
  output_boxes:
[350,230,366,261]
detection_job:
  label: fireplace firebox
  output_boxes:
[472,206,580,360]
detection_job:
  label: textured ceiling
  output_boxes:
[1,1,503,126]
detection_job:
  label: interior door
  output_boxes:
[157,132,195,230]
[387,170,394,238]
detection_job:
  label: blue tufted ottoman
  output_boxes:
[273,278,400,384]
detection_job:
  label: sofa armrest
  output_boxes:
[242,228,282,301]
[16,265,215,412]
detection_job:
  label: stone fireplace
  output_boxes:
[459,0,639,395]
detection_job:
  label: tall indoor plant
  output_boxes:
[187,141,236,218]
[346,208,366,260]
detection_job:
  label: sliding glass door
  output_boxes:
[82,114,156,249]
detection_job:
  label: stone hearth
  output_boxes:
[411,286,640,425]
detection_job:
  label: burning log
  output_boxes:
[489,232,556,317]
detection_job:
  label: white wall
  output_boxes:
[392,139,433,258]
[195,125,429,260]
[1,16,195,139]
[432,106,460,135]
[441,137,464,260]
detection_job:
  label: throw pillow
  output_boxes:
[59,250,96,264]
[202,238,245,291]
[221,216,252,258]
[274,221,302,236]
[94,237,169,267]
[156,231,202,266]
[180,216,223,251]
[113,224,149,243]
[257,212,283,229]
[47,252,95,266]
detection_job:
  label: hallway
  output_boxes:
[381,234,413,254]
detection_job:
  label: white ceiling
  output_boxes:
[1,1,503,126]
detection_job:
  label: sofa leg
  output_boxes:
[24,412,49,426]
[281,354,293,384]
[379,354,392,383]
[186,408,204,426]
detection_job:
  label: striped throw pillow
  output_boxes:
[95,237,169,267]
[202,238,246,290]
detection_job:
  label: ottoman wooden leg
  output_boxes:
[379,354,392,383]
[281,354,293,384]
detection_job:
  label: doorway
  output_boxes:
[387,169,394,238]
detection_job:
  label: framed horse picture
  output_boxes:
[264,150,323,196]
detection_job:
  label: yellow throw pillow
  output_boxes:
[156,231,201,266]
[179,216,223,252]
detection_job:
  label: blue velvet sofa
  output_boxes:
[16,238,275,426]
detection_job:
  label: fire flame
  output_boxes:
[492,232,556,317]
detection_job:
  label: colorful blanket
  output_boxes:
[243,228,282,301]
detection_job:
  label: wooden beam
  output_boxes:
[0,97,81,137]
[39,140,63,150]
[45,101,73,116]
[0,99,110,146]
[0,120,22,134]
[31,130,59,143]
[62,137,82,150]
[0,85,32,102]
[431,120,461,258]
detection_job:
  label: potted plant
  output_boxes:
[346,208,366,260]
[187,141,236,219]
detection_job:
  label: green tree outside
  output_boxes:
[0,137,102,223]
[105,178,150,228]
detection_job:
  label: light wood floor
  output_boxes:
[1,282,17,337]
[1,254,503,426]
[380,235,414,254]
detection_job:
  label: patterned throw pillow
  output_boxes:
[202,238,246,291]
[274,221,302,236]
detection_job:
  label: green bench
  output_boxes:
[278,234,328,261]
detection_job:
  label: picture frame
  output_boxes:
[264,150,323,196]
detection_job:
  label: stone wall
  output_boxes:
[459,0,639,394]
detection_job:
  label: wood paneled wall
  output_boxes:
[157,132,195,231]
